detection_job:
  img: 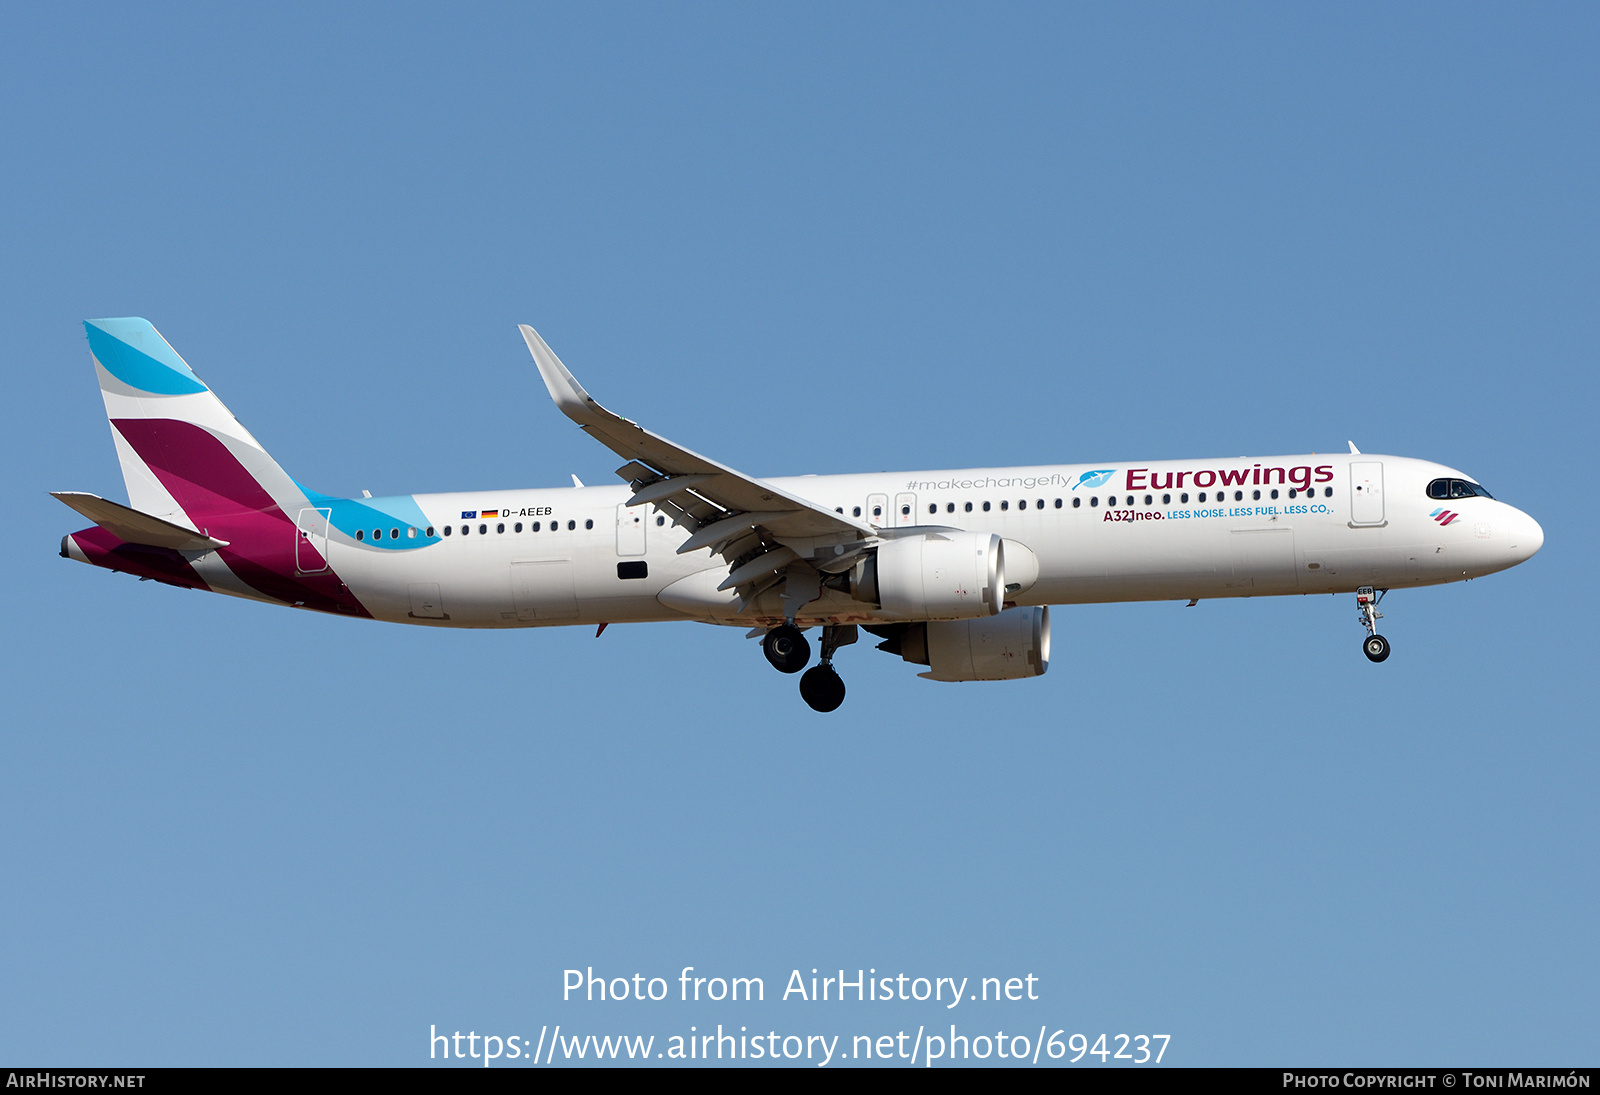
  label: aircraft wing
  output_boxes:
[520,325,874,598]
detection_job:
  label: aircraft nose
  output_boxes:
[1507,508,1544,563]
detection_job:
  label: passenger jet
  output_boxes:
[57,319,1544,711]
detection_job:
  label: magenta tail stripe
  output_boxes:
[106,417,371,617]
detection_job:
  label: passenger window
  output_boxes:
[532,521,541,532]
[1037,499,1044,509]
[1144,494,1152,505]
[901,505,910,516]
[656,516,665,526]
[1090,496,1099,506]
[568,520,576,530]
[1054,498,1062,509]
[476,524,484,535]
[391,528,400,539]
[1252,490,1261,501]
[853,506,862,517]
[355,529,365,541]
[1162,493,1171,504]
[461,525,469,535]
[1108,495,1116,506]
[964,502,973,512]
[928,504,936,515]
[497,523,505,534]
[1000,501,1008,511]
[1270,489,1278,499]
[1018,500,1026,510]
[1234,491,1243,501]
[442,526,451,537]
[426,526,435,537]
[1072,497,1080,508]
[515,522,523,532]
[947,503,956,513]
[585,519,594,529]
[873,505,882,517]
[982,501,991,511]
[1180,493,1189,503]
[836,507,843,514]
[1324,487,1333,497]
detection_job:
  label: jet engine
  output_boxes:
[845,532,1004,621]
[873,605,1050,682]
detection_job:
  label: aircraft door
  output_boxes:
[1350,462,1386,526]
[866,493,888,528]
[296,507,331,573]
[616,503,648,556]
[895,492,918,526]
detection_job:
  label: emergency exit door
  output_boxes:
[895,492,918,526]
[866,493,888,528]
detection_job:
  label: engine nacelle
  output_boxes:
[849,532,1004,621]
[884,606,1051,682]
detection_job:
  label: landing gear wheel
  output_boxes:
[799,664,846,712]
[1363,634,1391,663]
[763,624,811,674]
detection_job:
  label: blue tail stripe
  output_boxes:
[84,318,208,396]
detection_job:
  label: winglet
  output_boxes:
[1348,440,1361,454]
[520,325,606,427]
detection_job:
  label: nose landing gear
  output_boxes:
[1356,587,1390,663]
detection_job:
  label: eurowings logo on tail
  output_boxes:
[1072,469,1116,491]
[1430,508,1461,526]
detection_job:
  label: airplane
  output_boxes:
[56,318,1544,712]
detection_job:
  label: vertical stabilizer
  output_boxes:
[84,318,300,530]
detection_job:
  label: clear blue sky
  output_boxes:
[2,3,1595,1067]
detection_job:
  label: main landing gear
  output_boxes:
[1356,586,1391,663]
[763,622,856,712]
[762,624,810,673]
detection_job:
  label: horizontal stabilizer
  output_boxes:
[51,492,229,551]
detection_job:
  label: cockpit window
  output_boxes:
[1427,478,1493,500]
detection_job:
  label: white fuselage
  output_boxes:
[315,454,1543,629]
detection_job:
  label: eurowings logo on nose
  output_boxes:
[1072,469,1116,491]
[1430,508,1460,526]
